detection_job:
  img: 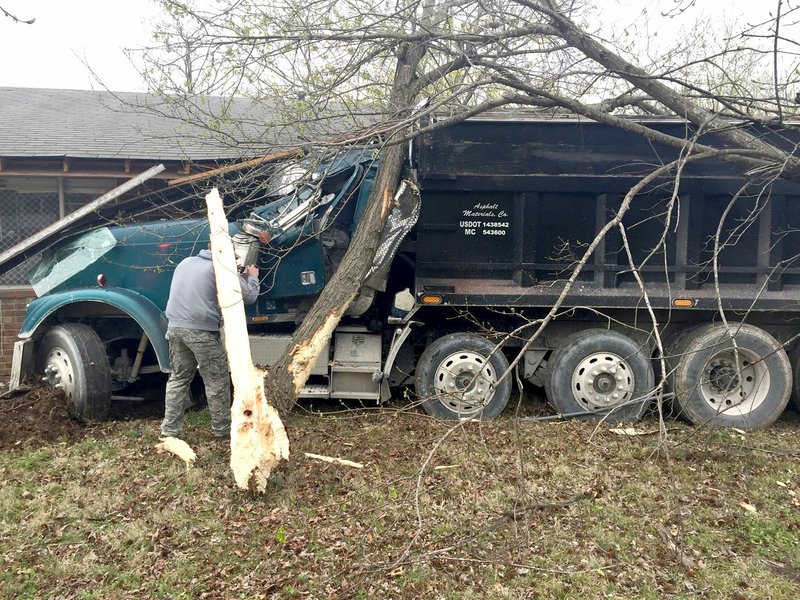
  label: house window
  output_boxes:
[0,177,114,286]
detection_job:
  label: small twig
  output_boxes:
[496,492,589,521]
[0,396,41,413]
[773,0,784,123]
[386,419,466,570]
[657,524,696,570]
[303,452,364,468]
[0,386,32,402]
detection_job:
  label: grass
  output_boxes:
[0,402,798,599]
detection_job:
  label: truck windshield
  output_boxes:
[30,228,117,297]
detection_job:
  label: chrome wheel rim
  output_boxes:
[43,346,77,402]
[433,350,497,416]
[570,352,635,410]
[699,348,769,415]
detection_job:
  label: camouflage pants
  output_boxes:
[160,328,231,438]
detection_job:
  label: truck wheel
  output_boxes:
[39,324,112,421]
[544,329,654,423]
[667,323,791,428]
[415,333,511,419]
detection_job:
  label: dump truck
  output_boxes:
[9,114,800,428]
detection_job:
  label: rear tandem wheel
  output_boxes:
[415,332,511,420]
[666,322,791,429]
[544,329,655,423]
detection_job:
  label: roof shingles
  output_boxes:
[0,87,278,161]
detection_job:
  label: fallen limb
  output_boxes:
[497,492,590,520]
[304,452,364,469]
[206,188,290,492]
[156,436,197,468]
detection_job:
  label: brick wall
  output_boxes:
[0,288,36,383]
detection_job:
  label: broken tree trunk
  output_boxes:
[264,36,432,413]
[264,140,407,412]
[206,188,289,492]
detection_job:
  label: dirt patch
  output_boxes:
[0,385,86,450]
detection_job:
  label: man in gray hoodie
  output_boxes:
[160,248,260,441]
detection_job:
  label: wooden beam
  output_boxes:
[62,158,70,173]
[169,148,302,187]
[181,161,191,176]
[0,168,174,179]
[0,157,208,180]
[0,157,5,172]
[0,164,166,273]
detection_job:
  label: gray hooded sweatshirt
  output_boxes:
[165,249,259,331]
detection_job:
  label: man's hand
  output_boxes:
[245,264,259,278]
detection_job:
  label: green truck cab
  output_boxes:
[13,149,383,420]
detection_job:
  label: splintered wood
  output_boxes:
[288,311,340,398]
[156,436,197,468]
[303,452,364,469]
[206,188,290,492]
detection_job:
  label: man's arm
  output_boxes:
[240,264,260,305]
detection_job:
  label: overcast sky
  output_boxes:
[1,0,158,91]
[0,0,782,93]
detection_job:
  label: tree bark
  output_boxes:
[206,188,289,492]
[265,37,429,413]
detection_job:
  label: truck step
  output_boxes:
[330,364,380,373]
[299,384,330,398]
[330,391,381,400]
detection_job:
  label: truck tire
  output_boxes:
[415,332,511,419]
[666,322,791,428]
[544,329,654,423]
[38,323,112,421]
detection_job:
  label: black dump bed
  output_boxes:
[414,116,800,312]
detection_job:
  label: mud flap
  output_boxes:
[9,340,34,390]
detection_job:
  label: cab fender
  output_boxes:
[19,288,170,371]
